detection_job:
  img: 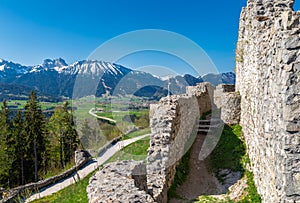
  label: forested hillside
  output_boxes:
[0,91,79,189]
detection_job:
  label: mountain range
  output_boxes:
[0,58,235,101]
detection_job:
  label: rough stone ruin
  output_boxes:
[75,150,92,165]
[87,82,241,203]
[147,82,214,202]
[87,161,155,203]
[214,84,241,125]
[236,0,300,202]
[87,0,300,202]
[87,83,218,203]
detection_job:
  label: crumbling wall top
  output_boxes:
[246,0,295,15]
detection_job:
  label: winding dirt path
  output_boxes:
[170,134,224,203]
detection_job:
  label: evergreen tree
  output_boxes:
[12,111,26,185]
[24,91,47,182]
[62,102,79,164]
[48,105,65,168]
[0,100,12,188]
[0,93,81,187]
[48,102,79,169]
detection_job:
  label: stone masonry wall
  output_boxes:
[236,0,300,202]
[214,84,241,125]
[147,83,213,203]
[86,83,214,203]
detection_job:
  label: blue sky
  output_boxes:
[0,0,299,75]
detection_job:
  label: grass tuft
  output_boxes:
[198,124,261,202]
[200,110,212,120]
[209,125,246,180]
[238,171,261,203]
[168,149,191,200]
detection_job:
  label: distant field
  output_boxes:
[96,109,149,121]
[6,99,63,110]
[6,97,151,151]
[121,128,151,140]
[105,136,150,164]
[69,96,150,150]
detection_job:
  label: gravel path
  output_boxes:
[25,134,150,203]
[170,134,224,203]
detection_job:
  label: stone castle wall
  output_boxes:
[236,0,300,202]
[147,83,214,202]
[86,83,215,203]
[214,84,241,125]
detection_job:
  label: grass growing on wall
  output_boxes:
[237,170,261,203]
[236,47,244,63]
[197,195,233,203]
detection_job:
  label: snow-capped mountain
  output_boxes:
[0,58,235,100]
[201,72,236,86]
[0,59,32,82]
[29,58,68,73]
[0,59,160,98]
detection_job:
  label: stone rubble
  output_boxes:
[87,161,155,203]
